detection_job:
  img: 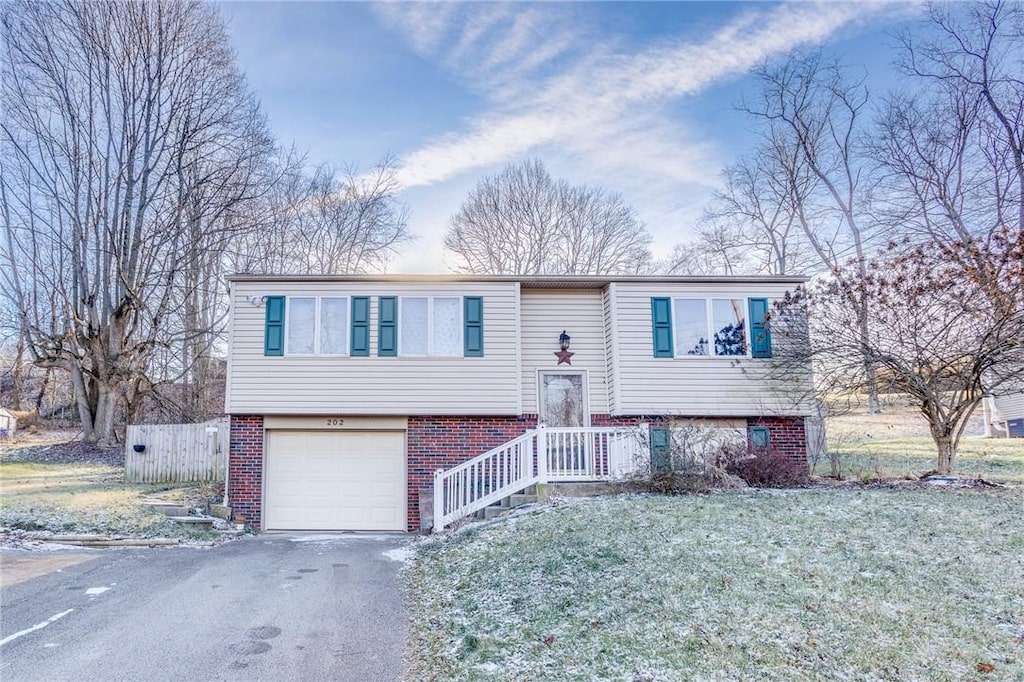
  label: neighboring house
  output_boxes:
[992,391,1024,437]
[225,274,812,532]
[0,407,16,436]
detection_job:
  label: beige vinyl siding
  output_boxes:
[994,392,1024,420]
[613,282,811,417]
[520,290,609,415]
[604,284,620,414]
[227,281,519,415]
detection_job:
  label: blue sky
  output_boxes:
[221,1,922,273]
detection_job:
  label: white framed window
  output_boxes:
[710,298,747,357]
[673,297,747,358]
[399,296,461,356]
[673,299,709,356]
[285,296,348,355]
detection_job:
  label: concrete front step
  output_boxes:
[168,516,215,527]
[482,490,539,520]
[482,506,508,520]
[508,493,538,507]
[141,502,190,517]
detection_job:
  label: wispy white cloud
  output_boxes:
[377,2,896,193]
[374,1,914,272]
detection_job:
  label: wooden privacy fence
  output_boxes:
[125,418,229,483]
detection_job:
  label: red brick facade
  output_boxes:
[748,416,807,462]
[229,413,808,531]
[228,415,264,528]
[406,415,539,530]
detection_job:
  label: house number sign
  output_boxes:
[325,418,345,427]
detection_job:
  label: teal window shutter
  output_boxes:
[651,297,673,357]
[749,298,772,358]
[378,296,397,356]
[264,296,285,356]
[750,426,770,451]
[350,297,369,356]
[464,296,483,357]
[650,426,672,474]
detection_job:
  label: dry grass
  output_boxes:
[823,399,1024,482]
[0,460,212,537]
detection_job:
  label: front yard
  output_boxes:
[0,459,219,539]
[834,437,1024,484]
[824,400,1024,483]
[405,489,1024,681]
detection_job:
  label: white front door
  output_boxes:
[539,372,590,476]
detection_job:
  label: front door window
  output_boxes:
[541,373,586,427]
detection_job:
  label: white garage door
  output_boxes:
[264,430,406,531]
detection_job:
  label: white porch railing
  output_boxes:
[433,425,647,531]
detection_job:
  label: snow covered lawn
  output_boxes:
[405,489,1024,681]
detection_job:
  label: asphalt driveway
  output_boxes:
[0,533,410,682]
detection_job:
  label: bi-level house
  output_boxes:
[225,274,811,532]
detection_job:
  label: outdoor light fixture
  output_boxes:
[555,330,574,365]
[133,444,146,453]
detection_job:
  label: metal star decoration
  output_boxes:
[554,349,574,365]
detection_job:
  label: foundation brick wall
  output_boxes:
[228,415,264,528]
[406,415,539,531]
[407,413,650,531]
[229,412,807,532]
[748,416,807,463]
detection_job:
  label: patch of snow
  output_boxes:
[84,586,110,595]
[382,546,415,564]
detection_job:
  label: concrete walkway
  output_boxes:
[0,533,410,682]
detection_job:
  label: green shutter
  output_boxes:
[350,297,369,356]
[464,296,483,357]
[651,297,674,357]
[749,298,772,358]
[650,426,672,474]
[750,426,770,451]
[377,296,397,356]
[264,296,285,356]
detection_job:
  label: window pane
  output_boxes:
[401,298,428,355]
[320,297,348,354]
[674,299,708,356]
[542,374,584,427]
[712,298,747,356]
[432,298,461,356]
[288,297,315,354]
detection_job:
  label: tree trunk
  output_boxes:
[934,435,955,475]
[11,336,25,410]
[854,292,881,414]
[69,365,96,440]
[92,382,119,446]
[33,367,51,414]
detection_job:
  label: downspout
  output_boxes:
[223,418,230,506]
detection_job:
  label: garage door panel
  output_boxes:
[265,430,406,531]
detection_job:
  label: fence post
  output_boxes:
[432,469,444,533]
[536,430,549,484]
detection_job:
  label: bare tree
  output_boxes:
[0,1,276,442]
[741,51,883,411]
[693,141,819,276]
[771,236,1023,474]
[876,1,1023,319]
[229,158,411,276]
[444,159,652,275]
